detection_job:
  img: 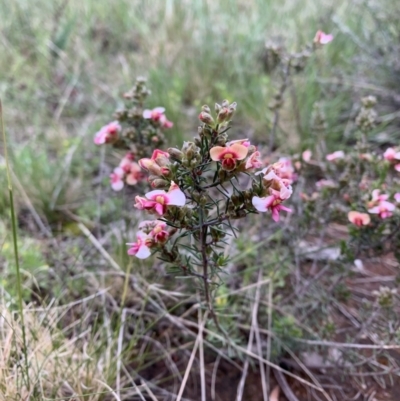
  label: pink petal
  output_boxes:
[210,146,226,161]
[230,143,249,160]
[136,244,151,259]
[302,149,312,162]
[153,107,165,114]
[368,206,379,214]
[111,180,124,191]
[154,203,165,215]
[126,174,138,185]
[145,189,167,200]
[143,110,152,119]
[166,188,186,206]
[381,201,396,211]
[395,193,400,203]
[271,208,280,222]
[395,164,400,172]
[251,196,272,212]
[278,205,292,213]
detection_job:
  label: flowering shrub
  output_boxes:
[298,96,400,260]
[94,78,173,191]
[124,100,293,314]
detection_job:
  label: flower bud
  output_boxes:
[215,103,221,113]
[167,147,183,160]
[199,111,215,126]
[215,133,228,146]
[201,105,211,114]
[150,178,169,189]
[221,99,229,108]
[217,107,230,124]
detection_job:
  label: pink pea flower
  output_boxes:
[245,151,262,170]
[150,221,169,243]
[110,167,125,191]
[94,121,121,145]
[368,201,396,219]
[126,162,142,185]
[143,107,166,121]
[394,193,400,203]
[314,31,334,45]
[210,143,248,171]
[326,150,345,161]
[252,193,292,222]
[383,147,400,161]
[139,220,170,243]
[134,181,186,216]
[348,211,371,227]
[276,158,297,183]
[127,231,152,259]
[119,153,135,172]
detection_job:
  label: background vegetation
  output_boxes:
[1,0,400,399]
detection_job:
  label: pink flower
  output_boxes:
[326,150,345,161]
[257,158,297,184]
[127,231,152,259]
[126,162,142,185]
[110,167,124,191]
[314,31,334,45]
[210,143,248,171]
[134,181,186,215]
[94,121,121,145]
[245,151,262,170]
[252,194,292,222]
[143,107,165,121]
[368,201,396,219]
[383,148,400,161]
[348,211,371,227]
[139,220,170,243]
[394,193,400,203]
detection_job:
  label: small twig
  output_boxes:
[273,369,300,401]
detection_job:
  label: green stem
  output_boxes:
[1,101,30,389]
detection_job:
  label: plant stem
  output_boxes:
[199,208,230,341]
[269,56,291,153]
[0,101,30,389]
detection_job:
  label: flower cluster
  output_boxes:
[110,153,143,191]
[383,147,400,172]
[126,100,294,265]
[93,78,174,191]
[298,97,400,259]
[127,220,171,259]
